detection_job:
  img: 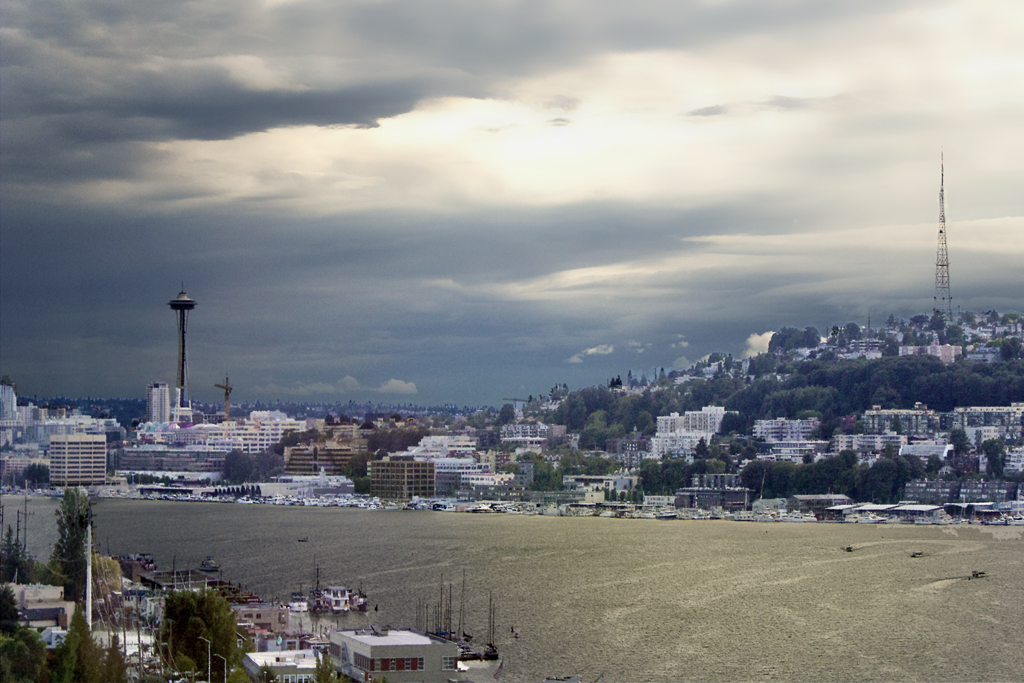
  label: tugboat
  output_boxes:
[308,565,369,613]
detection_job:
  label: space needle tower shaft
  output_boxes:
[168,289,197,421]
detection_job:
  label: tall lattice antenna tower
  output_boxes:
[934,154,952,320]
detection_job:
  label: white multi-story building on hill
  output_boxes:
[656,406,728,434]
[754,418,820,442]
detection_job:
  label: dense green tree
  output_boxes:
[497,403,517,426]
[46,488,91,603]
[950,428,970,456]
[1,526,34,584]
[315,649,337,682]
[982,439,1007,479]
[161,589,238,682]
[0,627,47,683]
[24,463,49,485]
[1,585,19,634]
[1002,337,1023,360]
[102,634,129,683]
[51,606,102,683]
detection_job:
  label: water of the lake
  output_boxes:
[7,495,1023,682]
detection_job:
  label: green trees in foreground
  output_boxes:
[1,585,128,683]
[160,589,239,683]
[40,487,92,603]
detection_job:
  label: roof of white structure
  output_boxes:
[246,650,318,669]
[341,628,435,647]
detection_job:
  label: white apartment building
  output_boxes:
[754,418,820,442]
[767,440,829,463]
[500,422,566,444]
[899,344,962,363]
[862,404,938,436]
[899,443,955,459]
[832,433,908,453]
[402,435,479,458]
[146,382,170,424]
[951,403,1024,440]
[656,406,728,434]
[49,433,107,486]
[649,432,708,459]
[1005,448,1024,475]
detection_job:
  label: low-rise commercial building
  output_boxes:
[243,650,320,682]
[328,626,460,683]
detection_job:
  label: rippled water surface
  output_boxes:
[9,495,1024,682]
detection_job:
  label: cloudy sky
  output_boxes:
[2,0,1022,407]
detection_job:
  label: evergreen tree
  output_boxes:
[315,649,337,682]
[47,488,92,602]
[102,634,129,683]
[1,585,19,634]
[51,606,102,683]
[0,627,47,683]
[1,526,33,584]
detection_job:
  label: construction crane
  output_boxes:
[215,375,233,423]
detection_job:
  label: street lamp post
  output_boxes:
[198,636,211,683]
[214,653,228,683]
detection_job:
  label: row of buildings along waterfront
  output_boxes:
[3,371,1023,508]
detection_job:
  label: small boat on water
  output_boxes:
[200,556,220,572]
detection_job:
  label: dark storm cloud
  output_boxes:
[2,0,1020,407]
[1,0,914,194]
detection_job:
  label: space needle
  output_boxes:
[168,289,197,423]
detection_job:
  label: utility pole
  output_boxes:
[86,523,93,630]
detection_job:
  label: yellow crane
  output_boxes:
[215,375,233,423]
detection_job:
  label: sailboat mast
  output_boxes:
[459,569,466,639]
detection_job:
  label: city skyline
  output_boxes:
[2,0,1022,406]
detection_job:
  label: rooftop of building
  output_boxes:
[336,626,437,647]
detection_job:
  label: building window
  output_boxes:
[442,655,458,671]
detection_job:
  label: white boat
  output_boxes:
[857,513,887,524]
[288,592,308,612]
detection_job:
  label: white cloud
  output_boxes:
[742,331,774,358]
[672,335,690,349]
[627,340,650,354]
[372,378,418,394]
[567,344,615,363]
[337,376,361,391]
[672,355,692,370]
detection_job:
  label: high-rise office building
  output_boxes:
[49,434,108,486]
[0,379,16,421]
[147,381,171,424]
